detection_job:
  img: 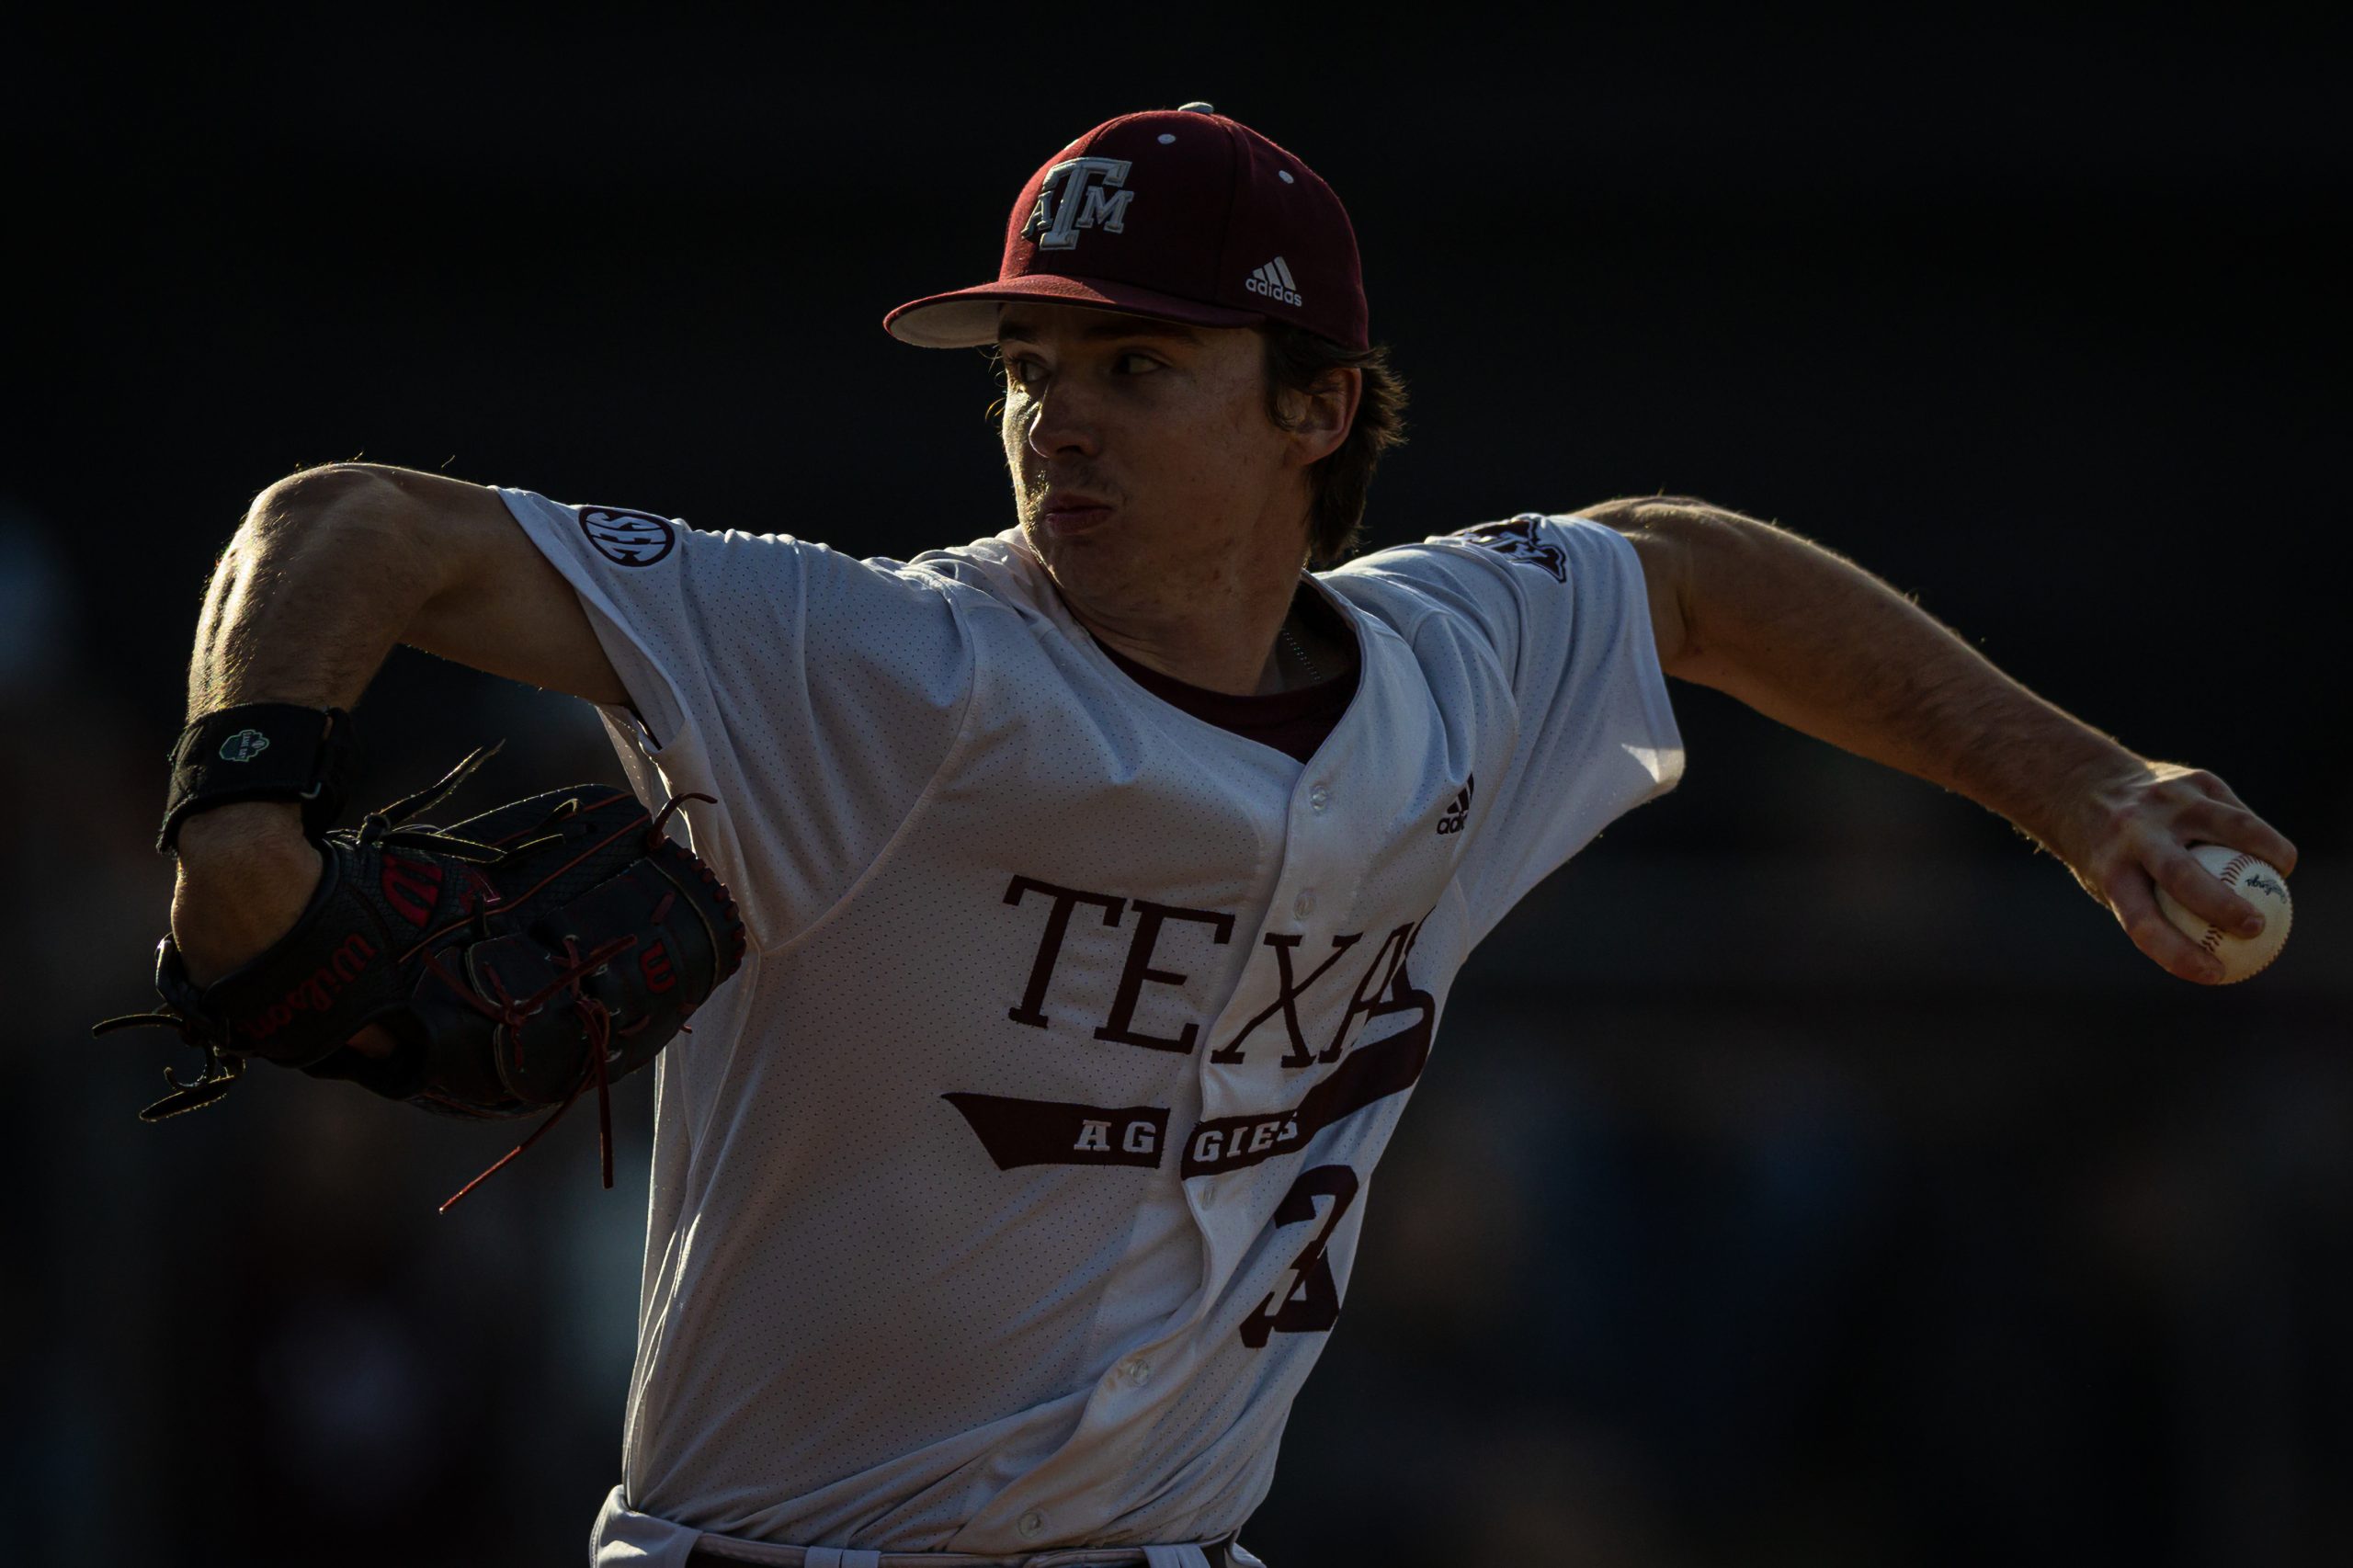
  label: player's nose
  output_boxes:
[1021,381,1102,462]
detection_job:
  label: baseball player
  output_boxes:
[155,105,2296,1566]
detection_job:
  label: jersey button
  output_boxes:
[1017,1510,1047,1540]
[1118,1357,1152,1387]
[1308,784,1331,812]
[1293,891,1315,919]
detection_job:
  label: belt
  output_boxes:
[686,1537,1237,1568]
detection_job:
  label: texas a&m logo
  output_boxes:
[1022,157,1135,252]
[1455,515,1567,582]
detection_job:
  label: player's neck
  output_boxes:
[1067,576,1335,698]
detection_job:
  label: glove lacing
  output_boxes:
[426,788,713,1211]
[97,740,721,1210]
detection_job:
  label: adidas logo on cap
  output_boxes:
[1245,256,1302,307]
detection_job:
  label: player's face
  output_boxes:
[996,304,1316,626]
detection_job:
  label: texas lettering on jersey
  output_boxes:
[945,871,1436,1182]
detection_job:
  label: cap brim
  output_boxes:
[884,275,1267,348]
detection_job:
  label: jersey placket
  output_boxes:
[1181,623,1439,1247]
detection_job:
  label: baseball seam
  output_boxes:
[2195,853,2271,964]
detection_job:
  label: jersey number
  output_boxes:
[1238,1165,1360,1349]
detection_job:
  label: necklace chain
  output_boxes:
[1279,620,1322,686]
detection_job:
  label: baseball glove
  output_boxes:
[96,744,747,1207]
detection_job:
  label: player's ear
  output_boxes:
[1279,366,1361,469]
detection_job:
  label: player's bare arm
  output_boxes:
[1592,494,2297,983]
[173,463,624,1006]
[187,463,625,717]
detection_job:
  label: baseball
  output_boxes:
[2154,843,2292,983]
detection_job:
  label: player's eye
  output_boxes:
[1002,357,1047,392]
[1114,352,1162,375]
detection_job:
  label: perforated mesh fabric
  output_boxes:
[496,494,1681,1562]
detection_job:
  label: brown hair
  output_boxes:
[1262,324,1407,566]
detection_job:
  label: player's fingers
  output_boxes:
[2107,871,2223,984]
[2177,797,2302,879]
[2172,772,2299,873]
[2177,767,2249,812]
[2147,838,2267,938]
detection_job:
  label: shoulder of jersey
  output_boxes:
[1427,514,1571,583]
[904,529,1052,600]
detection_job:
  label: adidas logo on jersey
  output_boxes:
[1436,775,1475,835]
[1245,256,1302,307]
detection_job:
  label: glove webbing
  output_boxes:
[426,787,714,1212]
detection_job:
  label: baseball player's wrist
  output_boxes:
[1976,724,2146,862]
[172,799,310,860]
[171,812,325,987]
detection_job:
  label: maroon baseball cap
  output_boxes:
[884,103,1369,352]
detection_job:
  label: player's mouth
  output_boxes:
[1039,493,1116,536]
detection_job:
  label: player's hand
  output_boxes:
[2045,758,2298,984]
[170,801,399,1057]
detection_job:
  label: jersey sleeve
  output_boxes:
[1352,513,1685,945]
[497,489,972,952]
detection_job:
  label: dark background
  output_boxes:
[8,11,2348,1566]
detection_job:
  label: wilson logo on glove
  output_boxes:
[380,852,445,926]
[237,932,381,1048]
[95,744,749,1210]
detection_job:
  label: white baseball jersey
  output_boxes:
[496,493,1685,1566]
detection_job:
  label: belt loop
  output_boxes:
[1142,1548,1211,1568]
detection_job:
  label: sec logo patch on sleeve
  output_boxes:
[1451,515,1567,581]
[577,506,676,567]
